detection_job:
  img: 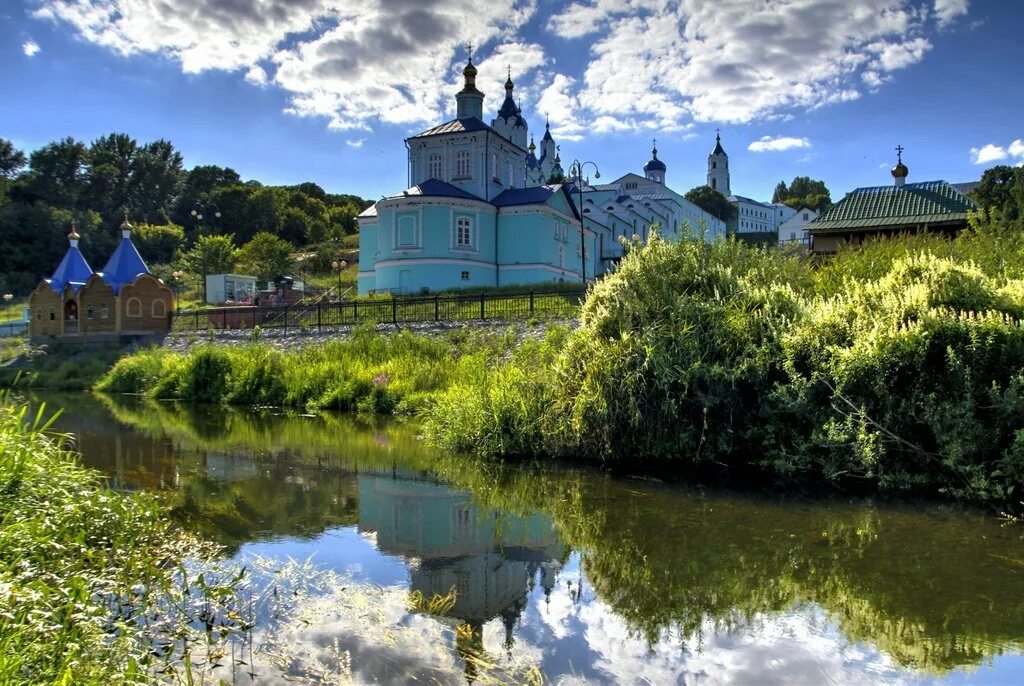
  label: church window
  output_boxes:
[428,153,442,179]
[712,162,717,169]
[86,305,94,320]
[491,153,498,180]
[456,217,473,248]
[127,298,142,317]
[455,150,471,178]
[49,308,54,321]
[558,245,564,268]
[397,216,417,247]
[461,271,470,281]
[100,303,109,319]
[711,178,717,190]
[507,160,514,187]
[152,300,166,318]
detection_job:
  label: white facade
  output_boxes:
[731,195,778,234]
[777,207,819,247]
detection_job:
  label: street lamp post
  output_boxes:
[171,270,184,314]
[190,203,222,305]
[569,160,600,285]
[331,260,348,298]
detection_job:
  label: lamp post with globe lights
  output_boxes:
[170,270,185,314]
[190,203,222,304]
[331,259,348,297]
[569,159,600,285]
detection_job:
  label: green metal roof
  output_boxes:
[809,181,975,234]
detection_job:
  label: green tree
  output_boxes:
[0,204,102,294]
[21,137,90,208]
[237,231,294,281]
[133,222,186,264]
[183,234,237,278]
[970,165,1024,223]
[685,185,737,223]
[0,138,26,179]
[130,139,184,221]
[773,176,832,213]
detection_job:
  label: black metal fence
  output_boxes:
[171,290,584,333]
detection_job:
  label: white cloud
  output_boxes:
[1009,139,1024,159]
[748,136,812,153]
[934,0,970,27]
[345,138,365,148]
[244,65,267,86]
[22,40,40,57]
[32,0,967,136]
[970,144,1007,165]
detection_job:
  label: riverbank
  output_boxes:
[90,222,1024,507]
[0,398,229,683]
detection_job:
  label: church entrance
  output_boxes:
[64,299,78,334]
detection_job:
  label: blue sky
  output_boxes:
[2,1,1022,202]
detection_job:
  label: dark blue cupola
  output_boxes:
[643,140,666,184]
[100,215,151,294]
[48,223,94,293]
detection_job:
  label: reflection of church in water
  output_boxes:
[357,471,566,660]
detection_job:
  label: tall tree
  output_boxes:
[970,165,1024,223]
[0,139,27,179]
[685,185,737,223]
[237,231,294,281]
[21,138,90,208]
[131,139,184,221]
[772,176,832,213]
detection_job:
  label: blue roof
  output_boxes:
[49,244,94,293]
[492,186,557,207]
[389,179,484,201]
[497,95,519,121]
[409,117,491,139]
[101,235,150,294]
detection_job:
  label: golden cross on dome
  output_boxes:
[466,43,474,61]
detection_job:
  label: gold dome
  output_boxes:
[463,58,477,79]
[120,214,133,232]
[68,223,80,241]
[891,162,909,179]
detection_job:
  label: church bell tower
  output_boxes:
[707,130,730,196]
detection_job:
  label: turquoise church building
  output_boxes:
[358,58,725,295]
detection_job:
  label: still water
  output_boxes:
[40,392,1024,685]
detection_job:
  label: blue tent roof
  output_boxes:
[49,244,94,294]
[388,179,484,201]
[492,186,557,207]
[101,235,150,294]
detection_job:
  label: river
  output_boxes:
[36,392,1024,685]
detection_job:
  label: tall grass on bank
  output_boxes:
[98,327,513,414]
[426,222,1024,505]
[0,399,242,683]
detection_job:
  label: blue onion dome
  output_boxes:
[644,144,666,172]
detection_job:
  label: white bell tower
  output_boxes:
[707,129,730,196]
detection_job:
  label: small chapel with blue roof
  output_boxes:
[28,216,174,338]
[358,56,725,295]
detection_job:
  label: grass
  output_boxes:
[0,397,236,683]
[98,326,519,413]
[0,343,125,391]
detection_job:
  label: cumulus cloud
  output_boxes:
[1009,139,1024,160]
[748,136,812,153]
[345,138,365,148]
[971,144,1008,165]
[934,0,970,27]
[22,40,40,57]
[244,65,267,86]
[32,0,969,135]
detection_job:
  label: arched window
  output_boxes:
[428,153,442,179]
[456,217,473,248]
[100,303,109,319]
[86,305,95,320]
[711,178,717,190]
[49,307,54,321]
[507,160,514,187]
[491,153,498,179]
[127,298,142,317]
[712,161,717,169]
[455,150,471,178]
[558,245,564,268]
[152,299,166,318]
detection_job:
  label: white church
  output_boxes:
[357,56,726,295]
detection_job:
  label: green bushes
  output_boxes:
[424,226,1024,505]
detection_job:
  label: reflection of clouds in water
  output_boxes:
[477,554,927,686]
